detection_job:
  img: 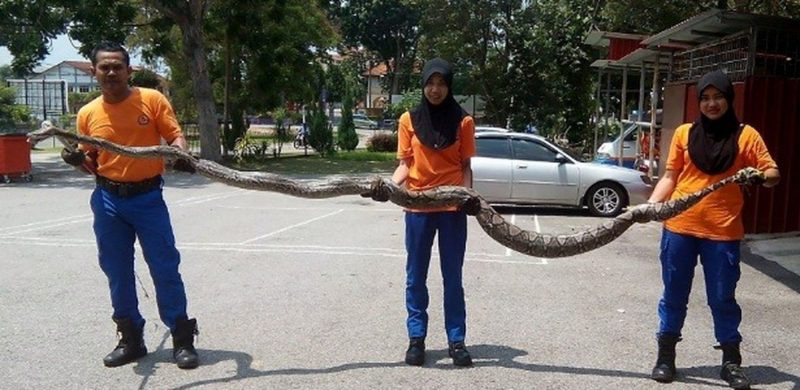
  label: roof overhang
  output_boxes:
[642,8,800,49]
[584,30,649,47]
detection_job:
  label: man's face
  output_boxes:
[423,73,448,106]
[91,51,131,95]
[699,86,729,120]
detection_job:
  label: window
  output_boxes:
[476,137,511,159]
[512,139,557,162]
[79,85,90,93]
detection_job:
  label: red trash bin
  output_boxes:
[0,134,33,183]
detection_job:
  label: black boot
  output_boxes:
[651,334,680,383]
[103,317,147,367]
[172,316,199,369]
[717,343,751,389]
[404,338,425,366]
[448,341,473,367]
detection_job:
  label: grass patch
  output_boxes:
[227,151,397,175]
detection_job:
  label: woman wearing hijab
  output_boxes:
[383,58,477,367]
[646,70,780,389]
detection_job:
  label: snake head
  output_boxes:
[26,126,55,144]
[733,167,766,186]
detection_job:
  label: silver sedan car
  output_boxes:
[471,131,653,217]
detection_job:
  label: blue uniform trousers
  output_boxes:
[658,228,743,344]
[90,185,188,332]
[404,211,467,343]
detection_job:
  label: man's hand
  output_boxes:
[361,178,391,202]
[170,145,196,174]
[460,197,482,216]
[60,148,85,166]
[172,158,196,174]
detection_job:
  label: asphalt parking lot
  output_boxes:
[1,153,798,390]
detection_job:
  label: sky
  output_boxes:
[0,34,141,72]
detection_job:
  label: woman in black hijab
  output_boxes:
[373,58,477,367]
[645,70,780,389]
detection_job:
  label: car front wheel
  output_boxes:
[586,183,627,217]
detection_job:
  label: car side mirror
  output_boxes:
[555,154,569,164]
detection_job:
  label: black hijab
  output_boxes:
[688,70,743,175]
[410,58,467,150]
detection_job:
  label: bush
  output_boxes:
[367,133,398,152]
[233,133,269,162]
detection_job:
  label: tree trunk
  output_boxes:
[153,0,221,161]
[180,22,220,160]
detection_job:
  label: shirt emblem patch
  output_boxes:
[137,115,150,125]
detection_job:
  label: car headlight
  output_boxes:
[640,175,652,185]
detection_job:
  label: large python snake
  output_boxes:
[28,126,766,258]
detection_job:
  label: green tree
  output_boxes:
[331,0,421,96]
[0,86,31,129]
[337,92,359,151]
[0,0,222,159]
[68,90,102,114]
[0,65,13,82]
[308,106,334,156]
[130,68,162,89]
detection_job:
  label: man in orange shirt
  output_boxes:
[60,42,199,369]
[370,58,478,367]
[646,70,779,389]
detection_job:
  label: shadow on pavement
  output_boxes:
[153,343,659,389]
[681,364,800,389]
[741,244,800,294]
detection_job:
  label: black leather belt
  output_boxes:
[96,175,162,197]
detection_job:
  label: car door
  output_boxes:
[472,136,513,202]
[510,138,580,204]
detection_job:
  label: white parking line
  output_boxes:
[217,205,397,212]
[505,214,516,257]
[238,209,345,244]
[171,189,247,206]
[0,236,547,265]
[534,215,548,264]
[0,214,92,234]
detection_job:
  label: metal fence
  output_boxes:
[671,27,800,83]
[671,30,750,82]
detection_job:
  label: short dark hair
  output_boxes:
[90,41,130,66]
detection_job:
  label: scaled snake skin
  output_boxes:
[29,126,766,258]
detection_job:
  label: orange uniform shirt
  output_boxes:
[397,111,476,212]
[77,87,184,182]
[664,123,777,240]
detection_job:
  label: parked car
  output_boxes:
[352,114,379,129]
[475,125,510,133]
[471,131,653,217]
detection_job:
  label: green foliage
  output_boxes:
[332,0,421,95]
[271,107,294,156]
[0,85,32,129]
[366,133,398,153]
[383,89,421,129]
[0,65,12,82]
[337,93,359,151]
[130,68,162,89]
[0,0,137,74]
[308,106,335,156]
[68,91,101,114]
[233,133,270,162]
